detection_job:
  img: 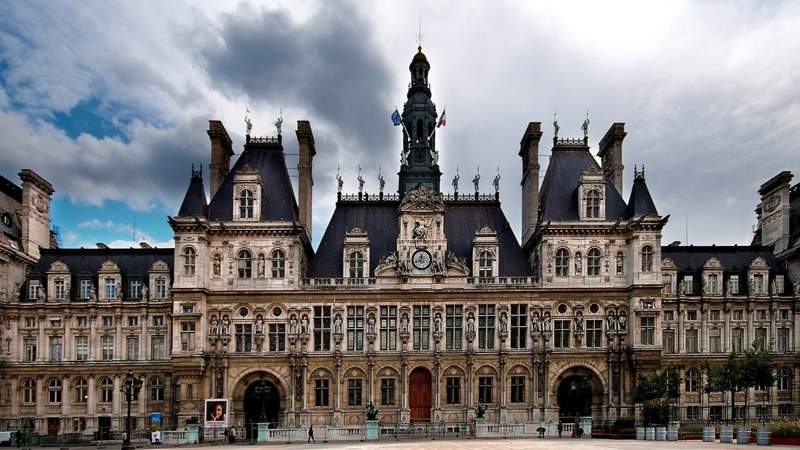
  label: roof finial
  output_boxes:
[244,108,252,137]
[553,110,560,143]
[417,8,423,50]
[274,109,283,136]
[582,110,590,145]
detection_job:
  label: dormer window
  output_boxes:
[729,275,739,294]
[271,249,286,278]
[641,245,653,272]
[129,280,142,300]
[775,275,784,294]
[587,248,601,276]
[478,251,494,278]
[238,250,252,278]
[586,190,601,218]
[349,251,365,279]
[239,189,254,219]
[753,273,765,294]
[105,277,117,300]
[29,281,40,300]
[155,278,167,298]
[54,279,66,300]
[555,248,569,277]
[79,279,92,299]
[183,247,196,275]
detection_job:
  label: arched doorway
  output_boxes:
[555,366,604,422]
[409,367,432,422]
[243,379,281,432]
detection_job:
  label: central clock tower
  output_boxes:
[393,184,448,278]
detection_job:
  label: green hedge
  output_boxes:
[679,425,704,434]
[772,421,800,438]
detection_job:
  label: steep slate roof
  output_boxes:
[660,245,792,295]
[626,176,659,217]
[177,174,209,217]
[538,146,628,221]
[207,140,299,222]
[0,173,22,244]
[308,200,532,278]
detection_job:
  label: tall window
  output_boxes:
[663,330,675,353]
[151,335,165,359]
[753,273,765,294]
[24,338,37,361]
[22,378,35,403]
[314,379,329,407]
[554,320,570,348]
[126,336,140,360]
[510,376,525,403]
[707,273,719,294]
[74,378,88,403]
[777,328,790,352]
[48,378,62,403]
[478,251,494,278]
[754,327,767,347]
[235,324,252,352]
[348,251,364,278]
[446,377,461,404]
[510,304,527,349]
[268,323,285,352]
[380,306,397,351]
[271,249,286,278]
[478,304,495,350]
[347,306,364,351]
[182,247,196,275]
[413,305,430,350]
[99,377,113,403]
[347,379,362,406]
[555,249,569,277]
[155,278,167,298]
[239,189,254,219]
[75,336,89,361]
[101,336,114,360]
[80,279,92,299]
[105,277,117,299]
[150,377,164,401]
[380,379,395,406]
[685,369,701,392]
[729,275,739,294]
[641,317,655,345]
[49,336,63,361]
[238,250,252,278]
[445,305,463,350]
[586,189,600,218]
[54,279,66,299]
[778,368,792,391]
[314,306,331,351]
[732,328,744,352]
[478,376,493,404]
[28,281,40,300]
[129,280,142,300]
[709,330,722,353]
[641,245,654,272]
[586,320,603,348]
[685,329,698,353]
[587,248,601,276]
[180,322,196,351]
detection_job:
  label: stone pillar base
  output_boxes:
[365,420,380,440]
[257,423,269,443]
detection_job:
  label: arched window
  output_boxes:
[183,247,196,276]
[99,377,113,403]
[685,368,701,393]
[48,378,62,403]
[555,249,570,278]
[74,377,88,403]
[586,190,600,218]
[238,249,252,279]
[271,249,286,279]
[22,378,35,403]
[478,251,494,278]
[150,376,165,401]
[239,189,254,219]
[641,245,654,273]
[778,367,792,391]
[587,248,601,277]
[349,251,364,279]
[616,251,625,275]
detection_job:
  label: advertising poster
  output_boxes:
[204,398,229,428]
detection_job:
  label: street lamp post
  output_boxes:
[121,370,144,450]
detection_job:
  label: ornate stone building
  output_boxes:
[0,47,797,437]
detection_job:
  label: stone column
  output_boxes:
[678,307,685,353]
[63,317,72,361]
[701,372,709,421]
[112,375,121,429]
[700,308,708,352]
[89,314,98,360]
[35,377,45,425]
[141,313,148,360]
[368,354,375,404]
[115,314,123,360]
[62,375,71,420]
[746,307,754,348]
[724,308,732,352]
[10,378,19,417]
[530,355,538,422]
[38,316,46,361]
[86,377,96,434]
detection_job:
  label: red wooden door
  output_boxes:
[409,368,432,422]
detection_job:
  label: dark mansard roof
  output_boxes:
[29,248,174,277]
[0,173,23,246]
[177,173,208,217]
[206,139,299,222]
[308,200,532,278]
[660,245,793,295]
[626,175,659,217]
[538,144,631,221]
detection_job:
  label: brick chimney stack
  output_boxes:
[598,123,626,196]
[296,120,316,241]
[207,120,233,199]
[519,122,542,247]
[18,169,54,259]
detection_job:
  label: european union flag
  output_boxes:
[391,108,402,126]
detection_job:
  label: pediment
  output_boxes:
[48,260,70,273]
[703,257,722,270]
[399,184,445,212]
[150,260,170,272]
[99,260,120,272]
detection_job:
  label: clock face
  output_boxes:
[412,249,432,270]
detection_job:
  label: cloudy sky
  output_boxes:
[1,0,798,249]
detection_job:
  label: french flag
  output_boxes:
[437,108,447,128]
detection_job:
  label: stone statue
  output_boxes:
[531,311,540,333]
[541,311,551,332]
[378,172,385,194]
[357,166,365,193]
[582,111,590,141]
[412,218,431,240]
[616,253,624,275]
[300,314,310,335]
[472,169,480,192]
[452,168,460,192]
[401,313,410,334]
[607,311,617,331]
[430,147,439,166]
[432,251,445,276]
[245,109,252,136]
[499,311,508,333]
[401,147,410,166]
[213,255,221,277]
[574,252,583,274]
[274,113,283,136]
[434,312,443,334]
[617,311,627,330]
[334,314,343,335]
[367,314,376,335]
[141,284,148,301]
[257,255,265,278]
[553,110,560,139]
[255,314,264,335]
[475,403,487,419]
[89,284,96,301]
[366,401,379,420]
[289,315,298,336]
[574,310,584,332]
[336,168,343,194]
[493,173,501,194]
[466,313,476,337]
[209,315,219,336]
[221,315,231,336]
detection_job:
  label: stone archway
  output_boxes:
[231,370,287,434]
[554,366,605,422]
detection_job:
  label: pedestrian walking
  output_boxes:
[307,425,315,443]
[557,421,563,438]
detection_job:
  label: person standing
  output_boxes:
[307,425,315,443]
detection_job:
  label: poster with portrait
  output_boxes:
[204,399,229,428]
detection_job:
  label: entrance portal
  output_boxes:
[409,367,432,422]
[557,374,592,420]
[243,379,281,431]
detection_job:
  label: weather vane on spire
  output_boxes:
[417,9,423,49]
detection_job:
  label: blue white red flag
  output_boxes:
[437,108,447,128]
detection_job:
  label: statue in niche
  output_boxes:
[540,311,551,332]
[209,315,219,336]
[499,311,508,333]
[255,314,264,336]
[574,252,583,274]
[466,313,476,337]
[257,255,265,278]
[221,315,230,336]
[574,310,584,332]
[434,312,443,334]
[617,311,627,330]
[289,315,298,336]
[367,314,376,335]
[213,255,221,277]
[431,251,445,276]
[531,311,540,333]
[334,314,343,335]
[401,313,410,334]
[300,314,310,335]
[607,311,617,331]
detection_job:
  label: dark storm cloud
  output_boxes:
[199,2,395,168]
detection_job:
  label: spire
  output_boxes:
[627,165,658,218]
[178,164,208,217]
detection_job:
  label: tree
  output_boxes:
[633,367,682,426]
[705,342,775,422]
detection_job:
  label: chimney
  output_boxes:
[18,169,54,259]
[757,171,793,253]
[519,122,542,246]
[296,120,316,240]
[598,123,626,195]
[207,120,233,199]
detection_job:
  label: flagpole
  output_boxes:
[395,105,411,139]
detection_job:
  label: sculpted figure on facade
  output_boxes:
[257,254,265,278]
[499,311,508,333]
[221,315,231,336]
[289,315,298,336]
[300,314,310,335]
[213,255,221,277]
[434,312,443,335]
[209,315,219,336]
[142,284,148,300]
[530,311,540,333]
[607,311,618,331]
[540,311,551,332]
[401,313,410,334]
[575,252,583,274]
[334,314,343,335]
[254,314,264,336]
[617,311,627,331]
[452,169,460,192]
[466,313,476,341]
[412,218,432,240]
[367,314,376,335]
[574,310,584,332]
[432,251,445,276]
